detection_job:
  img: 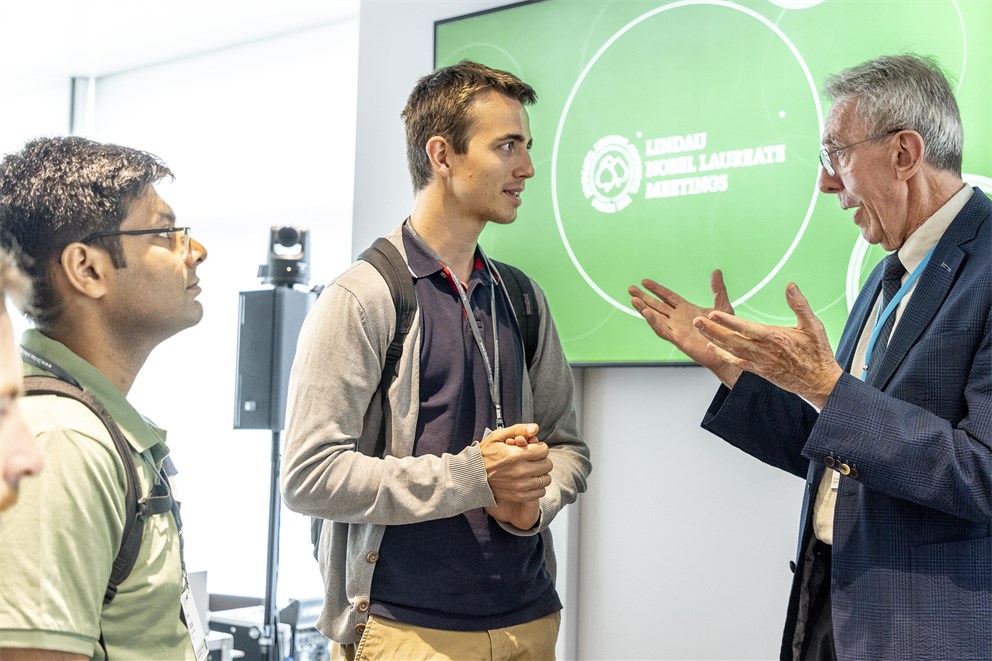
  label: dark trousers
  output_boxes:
[789,539,837,661]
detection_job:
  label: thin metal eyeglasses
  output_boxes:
[81,226,192,258]
[819,128,904,177]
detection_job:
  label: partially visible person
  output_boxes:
[630,54,990,660]
[0,136,208,661]
[0,248,44,512]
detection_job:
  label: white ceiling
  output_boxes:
[0,0,359,88]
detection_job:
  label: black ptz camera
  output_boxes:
[257,226,310,288]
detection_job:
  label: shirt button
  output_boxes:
[848,466,860,479]
[366,551,379,563]
[839,463,852,476]
[355,623,366,636]
[824,456,836,469]
[357,600,370,612]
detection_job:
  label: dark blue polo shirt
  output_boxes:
[368,223,560,631]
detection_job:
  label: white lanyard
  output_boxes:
[860,246,935,380]
[405,223,505,428]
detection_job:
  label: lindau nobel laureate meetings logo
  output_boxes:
[581,130,788,214]
[581,135,642,213]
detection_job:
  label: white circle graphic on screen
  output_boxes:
[766,0,826,8]
[551,0,823,316]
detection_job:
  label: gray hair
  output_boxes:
[823,54,962,175]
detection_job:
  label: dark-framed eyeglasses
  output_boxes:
[819,129,905,177]
[81,226,192,258]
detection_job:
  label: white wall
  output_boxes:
[355,1,804,658]
[85,20,359,604]
[0,81,72,156]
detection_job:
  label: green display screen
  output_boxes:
[435,0,992,365]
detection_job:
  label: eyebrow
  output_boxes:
[157,209,177,226]
[498,133,533,149]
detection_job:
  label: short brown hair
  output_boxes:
[402,60,537,191]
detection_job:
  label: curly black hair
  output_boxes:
[0,136,172,326]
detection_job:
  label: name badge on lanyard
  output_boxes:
[180,573,209,661]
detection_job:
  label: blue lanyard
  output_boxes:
[860,246,935,380]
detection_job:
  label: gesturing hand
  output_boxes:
[629,270,742,387]
[695,282,844,408]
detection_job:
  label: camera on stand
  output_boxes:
[257,226,311,289]
[229,226,325,661]
[234,226,317,431]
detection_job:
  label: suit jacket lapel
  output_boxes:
[867,190,986,389]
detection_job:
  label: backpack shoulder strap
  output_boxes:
[491,260,540,370]
[357,237,417,372]
[357,237,416,454]
[312,237,417,560]
[22,375,145,606]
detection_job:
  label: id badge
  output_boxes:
[180,580,209,661]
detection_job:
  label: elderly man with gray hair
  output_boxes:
[631,54,990,660]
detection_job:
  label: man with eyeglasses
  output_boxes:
[0,136,208,661]
[630,54,990,660]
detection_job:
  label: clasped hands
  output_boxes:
[628,270,844,409]
[481,423,552,530]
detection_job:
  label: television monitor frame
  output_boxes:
[434,0,992,366]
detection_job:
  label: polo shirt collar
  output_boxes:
[402,219,493,287]
[20,329,168,454]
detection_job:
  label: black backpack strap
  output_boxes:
[312,237,417,560]
[357,237,416,457]
[358,237,417,379]
[491,260,539,370]
[22,375,152,606]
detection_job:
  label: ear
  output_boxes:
[893,129,925,181]
[56,243,113,301]
[426,136,453,180]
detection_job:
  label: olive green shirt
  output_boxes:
[0,330,194,660]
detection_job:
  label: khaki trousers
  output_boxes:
[333,611,561,661]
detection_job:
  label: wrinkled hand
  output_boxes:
[480,424,551,530]
[629,270,742,387]
[695,283,843,408]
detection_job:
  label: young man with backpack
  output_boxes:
[0,137,208,661]
[281,61,591,660]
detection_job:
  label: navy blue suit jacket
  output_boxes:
[702,188,991,660]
